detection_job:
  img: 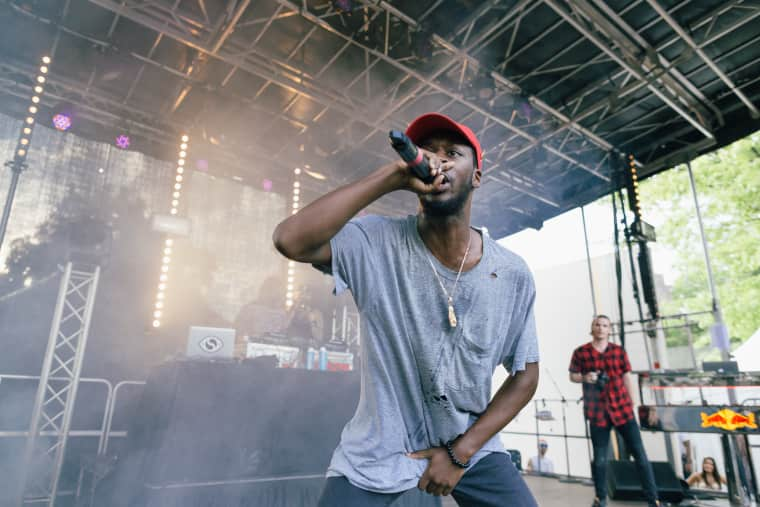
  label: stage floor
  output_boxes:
[440,474,730,507]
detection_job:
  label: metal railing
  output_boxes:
[0,373,145,506]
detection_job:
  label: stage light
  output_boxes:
[181,134,189,142]
[166,239,173,246]
[153,310,162,318]
[180,143,187,150]
[177,159,185,166]
[171,200,178,206]
[34,86,43,94]
[17,149,26,157]
[156,301,164,309]
[152,320,161,328]
[20,138,28,145]
[31,96,39,103]
[174,183,182,190]
[293,188,300,195]
[170,208,177,215]
[161,265,168,273]
[294,168,301,175]
[172,191,180,198]
[23,127,31,135]
[52,113,71,131]
[25,117,34,125]
[42,56,51,64]
[160,274,168,282]
[28,106,37,114]
[175,175,183,182]
[40,66,48,74]
[37,76,45,84]
[177,167,184,174]
[115,134,130,149]
[157,292,165,300]
[179,151,186,158]
[162,256,170,264]
[158,283,166,290]
[304,169,326,180]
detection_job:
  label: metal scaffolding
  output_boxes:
[1,0,757,237]
[17,263,101,507]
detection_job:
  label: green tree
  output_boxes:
[640,133,760,350]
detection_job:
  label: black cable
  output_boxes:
[611,191,625,349]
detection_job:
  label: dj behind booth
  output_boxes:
[233,282,360,371]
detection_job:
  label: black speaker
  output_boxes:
[607,460,684,503]
[506,449,522,471]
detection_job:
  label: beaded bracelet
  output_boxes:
[445,435,470,469]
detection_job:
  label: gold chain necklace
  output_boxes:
[424,232,473,328]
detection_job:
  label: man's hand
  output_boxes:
[583,371,599,384]
[408,447,467,496]
[396,149,453,196]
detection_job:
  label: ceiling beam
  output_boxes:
[543,0,714,139]
[273,0,610,181]
[645,0,760,119]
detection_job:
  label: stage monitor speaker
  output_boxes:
[607,460,684,503]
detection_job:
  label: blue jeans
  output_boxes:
[317,452,538,507]
[589,419,658,504]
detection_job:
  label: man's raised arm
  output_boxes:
[272,159,446,266]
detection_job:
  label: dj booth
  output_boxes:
[103,358,438,507]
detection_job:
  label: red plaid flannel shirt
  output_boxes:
[569,342,634,428]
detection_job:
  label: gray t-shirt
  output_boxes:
[323,214,539,493]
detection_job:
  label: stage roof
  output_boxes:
[1,0,759,237]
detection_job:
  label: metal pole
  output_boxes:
[0,161,25,252]
[685,160,730,361]
[580,206,598,316]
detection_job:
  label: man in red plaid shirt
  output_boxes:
[569,315,660,507]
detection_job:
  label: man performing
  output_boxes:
[569,315,660,507]
[273,113,540,506]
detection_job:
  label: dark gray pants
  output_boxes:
[317,453,538,507]
[590,419,659,505]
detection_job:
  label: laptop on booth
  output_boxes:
[186,326,235,359]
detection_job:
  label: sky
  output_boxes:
[497,197,678,285]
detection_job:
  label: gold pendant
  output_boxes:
[448,303,457,328]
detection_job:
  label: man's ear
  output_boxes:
[472,167,482,188]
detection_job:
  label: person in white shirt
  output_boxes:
[527,439,555,474]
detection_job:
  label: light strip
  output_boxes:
[13,56,51,163]
[152,136,189,328]
[629,154,642,218]
[286,168,301,308]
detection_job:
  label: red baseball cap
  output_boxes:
[405,113,483,170]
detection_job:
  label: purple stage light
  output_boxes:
[52,113,72,131]
[115,134,130,149]
[262,179,273,192]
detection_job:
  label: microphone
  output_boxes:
[388,130,434,183]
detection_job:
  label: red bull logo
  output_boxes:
[700,409,758,431]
